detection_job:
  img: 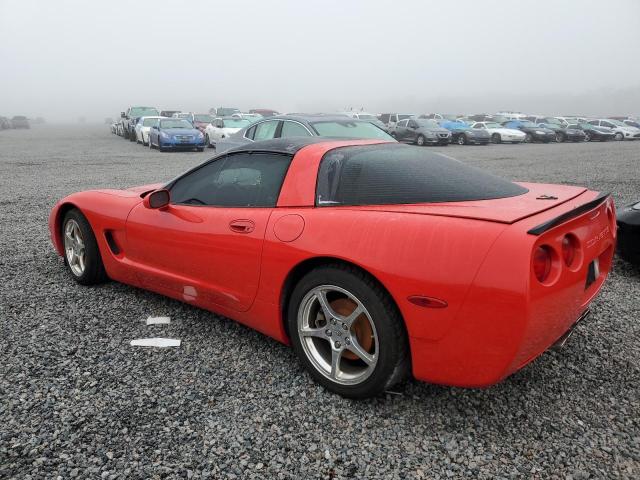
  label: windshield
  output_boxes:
[542,118,563,126]
[311,120,394,140]
[130,107,159,117]
[194,114,214,122]
[222,119,251,128]
[160,119,193,129]
[398,114,414,121]
[142,118,159,127]
[416,119,439,128]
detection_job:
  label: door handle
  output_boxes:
[229,219,255,234]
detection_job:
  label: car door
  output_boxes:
[405,119,419,142]
[124,151,293,312]
[395,119,410,141]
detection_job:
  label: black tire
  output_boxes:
[457,134,466,145]
[524,133,532,143]
[491,133,501,144]
[416,135,425,146]
[129,128,136,142]
[287,264,409,398]
[614,132,624,141]
[585,132,592,142]
[205,134,212,148]
[62,209,107,285]
[556,132,565,143]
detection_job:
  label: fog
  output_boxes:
[1,0,639,122]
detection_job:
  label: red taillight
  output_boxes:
[533,246,552,282]
[562,234,577,267]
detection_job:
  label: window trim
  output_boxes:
[279,120,314,138]
[243,119,282,142]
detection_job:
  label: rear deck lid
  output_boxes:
[354,183,588,224]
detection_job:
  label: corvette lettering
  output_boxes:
[586,226,610,248]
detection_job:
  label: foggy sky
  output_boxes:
[1,0,639,121]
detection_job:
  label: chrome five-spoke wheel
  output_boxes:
[64,219,86,277]
[298,285,378,385]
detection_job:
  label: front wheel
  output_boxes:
[416,135,425,146]
[556,132,565,143]
[585,132,592,142]
[614,132,624,141]
[205,134,212,148]
[62,209,107,285]
[288,265,408,398]
[491,133,501,144]
[457,134,466,145]
[524,133,532,143]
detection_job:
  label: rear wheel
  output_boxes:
[585,132,592,142]
[416,135,425,146]
[62,209,107,285]
[457,134,466,145]
[288,265,408,398]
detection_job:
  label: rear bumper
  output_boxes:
[409,191,616,387]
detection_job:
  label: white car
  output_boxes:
[204,117,253,147]
[588,119,640,141]
[135,116,165,146]
[231,112,263,122]
[471,122,526,144]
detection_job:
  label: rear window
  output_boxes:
[316,144,528,206]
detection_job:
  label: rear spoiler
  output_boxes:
[527,192,610,236]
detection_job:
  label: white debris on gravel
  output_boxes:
[130,338,181,348]
[145,316,171,325]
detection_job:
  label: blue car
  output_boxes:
[437,120,491,145]
[148,118,206,152]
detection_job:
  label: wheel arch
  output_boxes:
[51,201,82,255]
[279,256,408,343]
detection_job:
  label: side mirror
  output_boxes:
[121,112,126,118]
[143,189,170,210]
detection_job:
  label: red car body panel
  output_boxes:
[49,140,616,388]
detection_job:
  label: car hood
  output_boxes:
[161,128,200,136]
[354,183,590,224]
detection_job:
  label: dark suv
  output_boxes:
[120,106,160,141]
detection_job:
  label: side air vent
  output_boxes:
[104,230,121,255]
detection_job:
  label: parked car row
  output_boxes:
[112,105,640,152]
[0,115,31,129]
[377,112,640,144]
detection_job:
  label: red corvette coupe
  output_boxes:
[49,138,616,398]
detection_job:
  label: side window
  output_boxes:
[601,121,613,128]
[474,123,484,129]
[253,121,280,141]
[408,120,417,128]
[280,121,312,138]
[170,153,292,207]
[397,120,408,128]
[245,125,256,140]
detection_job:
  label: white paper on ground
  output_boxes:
[145,316,171,325]
[130,338,181,348]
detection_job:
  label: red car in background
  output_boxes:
[49,139,615,398]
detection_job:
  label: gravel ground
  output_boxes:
[1,125,638,479]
